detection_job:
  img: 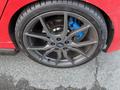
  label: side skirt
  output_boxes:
[0,49,19,55]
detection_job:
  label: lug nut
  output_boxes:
[63,47,67,50]
[51,42,55,45]
[65,41,70,44]
[47,36,50,38]
[56,38,61,41]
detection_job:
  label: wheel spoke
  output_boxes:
[71,40,98,47]
[27,45,53,51]
[67,24,91,39]
[63,12,68,35]
[24,32,50,42]
[69,47,89,58]
[62,49,74,64]
[39,16,56,41]
[42,48,55,60]
[39,16,51,35]
[58,12,69,41]
[55,50,62,65]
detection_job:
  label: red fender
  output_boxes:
[0,0,8,19]
[0,0,37,49]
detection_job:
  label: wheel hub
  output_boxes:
[56,43,64,48]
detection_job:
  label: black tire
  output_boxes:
[15,0,107,68]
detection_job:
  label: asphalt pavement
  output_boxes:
[0,51,120,90]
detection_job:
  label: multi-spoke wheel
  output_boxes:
[15,0,107,68]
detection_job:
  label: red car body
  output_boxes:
[0,0,120,52]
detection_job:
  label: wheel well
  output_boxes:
[9,1,37,49]
[83,1,114,51]
[9,0,114,51]
[98,9,114,51]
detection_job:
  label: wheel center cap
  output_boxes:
[57,43,64,48]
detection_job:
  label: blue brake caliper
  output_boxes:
[69,17,84,41]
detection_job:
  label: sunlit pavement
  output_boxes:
[0,51,120,90]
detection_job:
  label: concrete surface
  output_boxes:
[0,51,120,90]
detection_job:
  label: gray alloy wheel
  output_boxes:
[15,1,107,68]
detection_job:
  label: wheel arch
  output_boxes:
[9,0,114,51]
[83,1,114,51]
[9,1,38,49]
[96,8,114,51]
